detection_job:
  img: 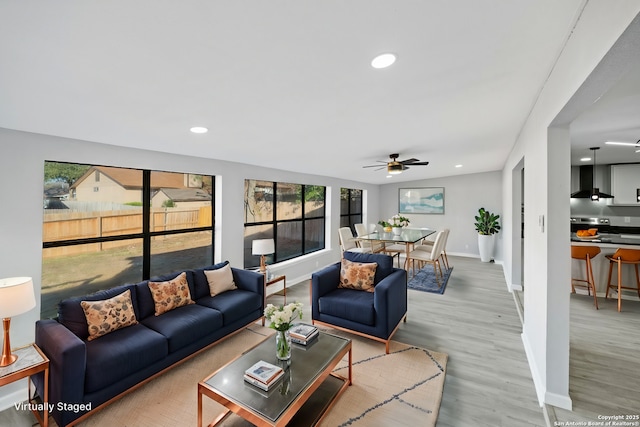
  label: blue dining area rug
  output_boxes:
[407,266,453,294]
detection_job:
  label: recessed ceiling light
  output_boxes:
[190,126,208,134]
[580,157,591,162]
[386,175,393,178]
[455,164,462,168]
[371,53,396,69]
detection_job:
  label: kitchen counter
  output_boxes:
[571,233,640,298]
[571,233,640,246]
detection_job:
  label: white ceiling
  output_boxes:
[570,66,640,166]
[0,1,607,184]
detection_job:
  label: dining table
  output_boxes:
[357,228,436,269]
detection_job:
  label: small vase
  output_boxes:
[392,227,402,235]
[276,330,291,360]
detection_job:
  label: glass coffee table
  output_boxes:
[198,331,352,427]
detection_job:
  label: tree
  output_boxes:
[44,162,91,186]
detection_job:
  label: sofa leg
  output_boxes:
[385,340,390,354]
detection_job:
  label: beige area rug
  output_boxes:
[74,324,447,427]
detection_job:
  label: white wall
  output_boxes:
[0,127,381,409]
[501,2,640,410]
[379,171,503,260]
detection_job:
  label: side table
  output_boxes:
[261,274,286,326]
[0,343,49,427]
[266,274,286,304]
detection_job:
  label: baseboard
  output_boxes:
[447,251,479,258]
[520,331,573,411]
[544,391,572,411]
[0,379,28,412]
[521,330,545,406]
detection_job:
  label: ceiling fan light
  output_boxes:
[387,162,403,174]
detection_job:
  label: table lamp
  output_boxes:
[0,277,36,367]
[252,239,275,273]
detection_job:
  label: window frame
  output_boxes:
[42,163,215,281]
[243,180,326,268]
[340,187,363,234]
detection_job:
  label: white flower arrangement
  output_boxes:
[389,214,410,228]
[264,302,303,331]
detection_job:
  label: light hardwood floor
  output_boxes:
[549,289,640,424]
[4,256,635,426]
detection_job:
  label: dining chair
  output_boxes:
[570,245,600,309]
[407,230,446,286]
[415,228,450,270]
[338,227,372,254]
[354,223,384,253]
[382,242,406,268]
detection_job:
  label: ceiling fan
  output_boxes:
[362,153,429,175]
[605,139,640,152]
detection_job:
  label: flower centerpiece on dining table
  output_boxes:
[389,214,410,235]
[264,302,303,360]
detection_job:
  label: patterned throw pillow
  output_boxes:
[204,264,237,296]
[148,271,194,316]
[338,258,378,292]
[81,289,138,341]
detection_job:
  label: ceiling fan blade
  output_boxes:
[363,164,386,168]
[400,158,420,164]
[408,161,429,166]
[605,141,640,147]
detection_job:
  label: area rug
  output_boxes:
[73,324,447,427]
[407,266,453,294]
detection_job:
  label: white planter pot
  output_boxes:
[392,227,402,236]
[478,234,495,262]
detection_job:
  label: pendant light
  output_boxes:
[590,147,600,201]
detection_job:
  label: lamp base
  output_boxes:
[1,317,18,367]
[0,353,17,367]
[259,255,267,274]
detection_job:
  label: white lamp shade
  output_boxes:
[0,277,36,318]
[252,239,275,256]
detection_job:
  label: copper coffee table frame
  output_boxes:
[198,331,352,427]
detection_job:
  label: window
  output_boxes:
[244,180,325,268]
[340,188,362,233]
[41,162,215,318]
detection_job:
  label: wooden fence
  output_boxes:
[43,206,212,258]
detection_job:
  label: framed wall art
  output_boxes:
[399,187,444,214]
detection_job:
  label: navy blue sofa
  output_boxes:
[33,262,264,427]
[311,252,407,353]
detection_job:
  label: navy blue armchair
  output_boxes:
[311,252,407,353]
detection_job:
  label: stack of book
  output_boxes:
[290,323,319,345]
[243,360,284,391]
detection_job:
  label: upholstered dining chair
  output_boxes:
[354,223,384,253]
[406,230,446,286]
[415,228,450,270]
[338,227,371,254]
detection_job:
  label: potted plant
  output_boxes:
[389,214,410,235]
[474,207,500,262]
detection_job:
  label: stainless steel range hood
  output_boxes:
[570,165,614,199]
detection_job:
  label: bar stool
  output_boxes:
[605,248,640,312]
[571,246,600,309]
